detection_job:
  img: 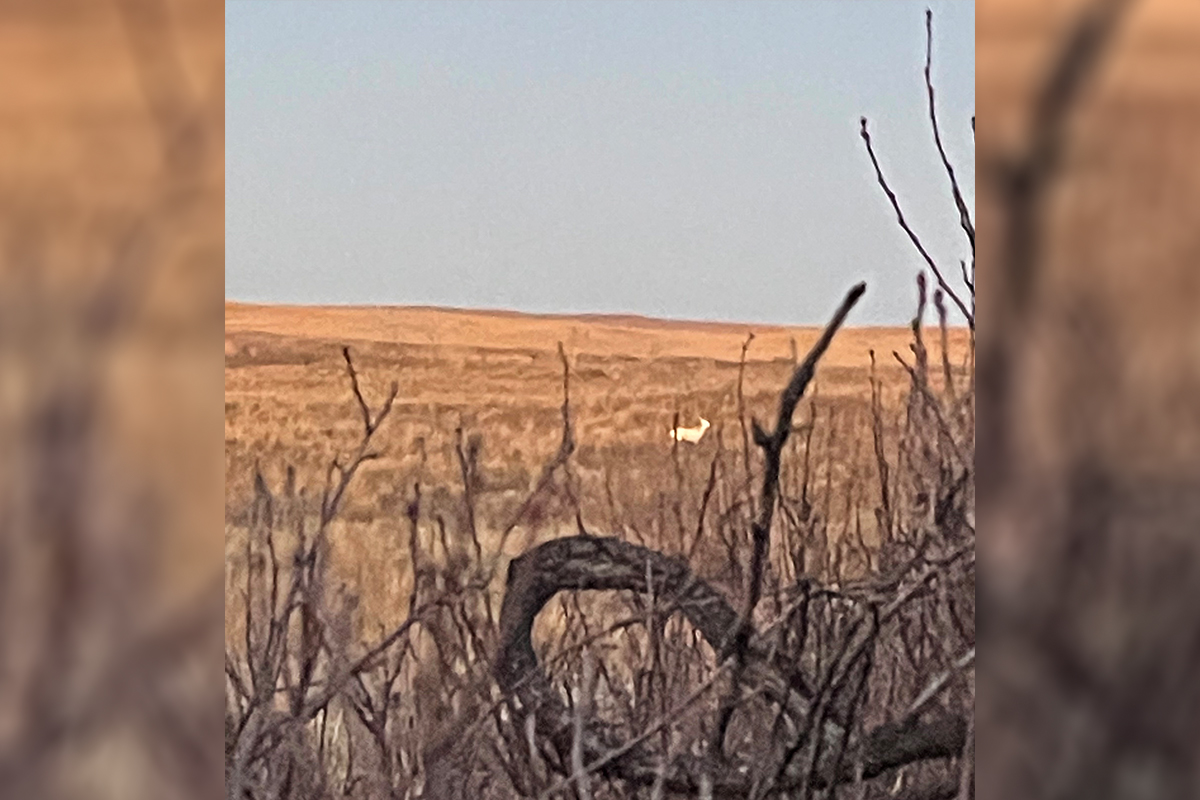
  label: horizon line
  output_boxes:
[225,298,972,332]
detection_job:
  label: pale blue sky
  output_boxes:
[227,1,974,325]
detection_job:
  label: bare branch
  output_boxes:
[569,647,596,800]
[746,283,865,620]
[860,119,973,329]
[737,331,756,484]
[924,9,975,255]
[493,342,576,559]
[320,348,397,525]
[495,534,963,795]
[344,346,374,434]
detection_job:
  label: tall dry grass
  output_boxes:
[225,285,974,800]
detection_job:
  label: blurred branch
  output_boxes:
[89,0,219,343]
[115,0,207,170]
[979,0,1131,498]
[990,0,1132,318]
[0,1,222,786]
[0,574,223,794]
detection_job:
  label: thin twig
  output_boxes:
[737,332,756,486]
[860,118,973,330]
[493,342,575,560]
[923,9,975,255]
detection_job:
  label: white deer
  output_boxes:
[669,417,711,444]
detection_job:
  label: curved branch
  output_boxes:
[493,535,965,795]
[497,536,741,681]
[496,535,751,793]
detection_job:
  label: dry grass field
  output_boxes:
[224,289,976,798]
[225,303,970,634]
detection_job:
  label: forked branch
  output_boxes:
[746,283,866,630]
[320,347,398,525]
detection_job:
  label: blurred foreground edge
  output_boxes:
[0,1,223,799]
[978,0,1200,798]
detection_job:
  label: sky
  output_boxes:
[226,1,974,326]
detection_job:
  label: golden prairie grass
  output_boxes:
[222,291,976,800]
[224,304,971,645]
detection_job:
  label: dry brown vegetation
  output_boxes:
[223,9,975,800]
[224,295,975,800]
[224,309,970,625]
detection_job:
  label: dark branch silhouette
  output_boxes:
[494,534,965,796]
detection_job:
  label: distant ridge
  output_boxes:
[226,301,970,367]
[224,300,966,335]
